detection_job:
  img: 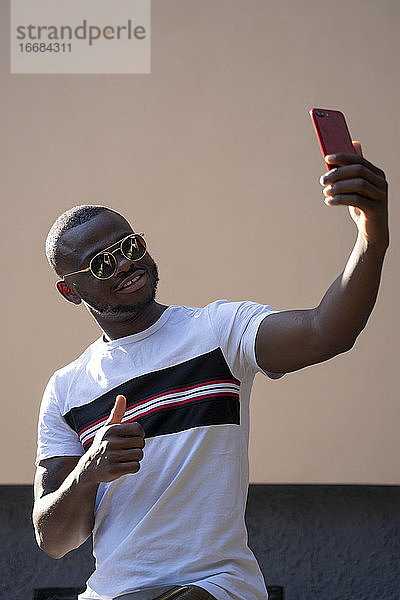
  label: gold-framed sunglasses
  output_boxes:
[63,233,147,280]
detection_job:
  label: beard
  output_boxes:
[81,260,160,319]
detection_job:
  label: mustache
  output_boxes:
[114,265,145,289]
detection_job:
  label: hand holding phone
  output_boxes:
[308,107,388,249]
[309,108,357,170]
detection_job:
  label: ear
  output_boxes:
[352,140,363,157]
[56,281,82,305]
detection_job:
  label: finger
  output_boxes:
[112,435,146,450]
[325,153,385,179]
[352,140,363,156]
[324,193,376,209]
[114,421,145,438]
[322,179,384,202]
[320,164,386,190]
[113,461,142,476]
[105,461,142,480]
[105,446,144,463]
[118,447,144,462]
[106,395,127,426]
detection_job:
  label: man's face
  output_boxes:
[58,211,159,318]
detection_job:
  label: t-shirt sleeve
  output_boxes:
[206,299,284,381]
[35,374,84,466]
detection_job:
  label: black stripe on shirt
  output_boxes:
[63,347,240,448]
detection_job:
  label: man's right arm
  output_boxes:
[33,455,99,559]
[33,395,145,559]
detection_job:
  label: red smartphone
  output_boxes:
[309,108,357,170]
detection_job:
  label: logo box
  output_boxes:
[11,0,151,74]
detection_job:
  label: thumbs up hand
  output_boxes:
[82,395,145,483]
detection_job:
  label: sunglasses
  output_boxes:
[63,233,147,280]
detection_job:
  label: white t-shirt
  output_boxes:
[36,300,282,600]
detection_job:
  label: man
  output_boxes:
[33,145,388,600]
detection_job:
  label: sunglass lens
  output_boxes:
[90,252,116,279]
[122,235,146,260]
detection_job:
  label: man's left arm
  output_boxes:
[255,142,389,374]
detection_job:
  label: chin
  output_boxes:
[84,283,158,319]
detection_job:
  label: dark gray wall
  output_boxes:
[1,485,399,600]
[246,485,400,599]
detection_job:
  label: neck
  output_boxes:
[90,301,169,341]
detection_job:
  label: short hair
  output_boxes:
[45,205,122,274]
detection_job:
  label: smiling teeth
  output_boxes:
[122,274,141,289]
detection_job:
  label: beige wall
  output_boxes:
[1,0,399,484]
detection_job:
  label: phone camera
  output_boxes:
[316,110,326,117]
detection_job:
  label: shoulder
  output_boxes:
[168,299,277,331]
[167,300,250,327]
[204,299,276,324]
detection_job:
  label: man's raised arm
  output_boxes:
[255,143,389,375]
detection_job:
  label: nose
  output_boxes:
[113,249,133,274]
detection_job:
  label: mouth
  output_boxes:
[114,269,147,293]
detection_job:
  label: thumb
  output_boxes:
[352,140,363,157]
[105,395,127,425]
